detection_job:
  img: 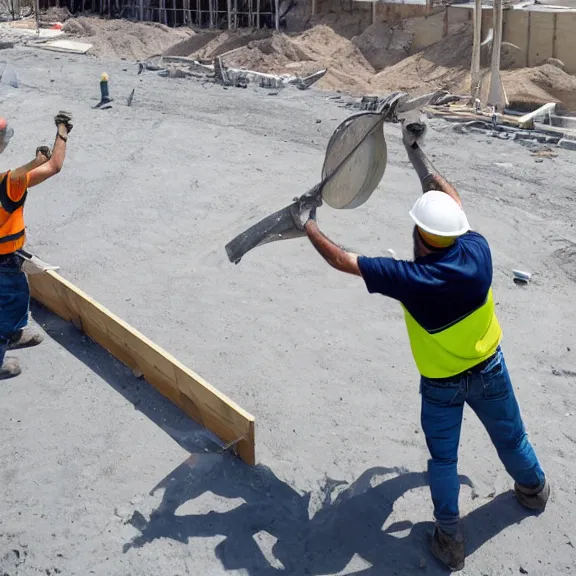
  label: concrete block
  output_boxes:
[558,138,576,151]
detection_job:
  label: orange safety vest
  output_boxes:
[0,171,27,255]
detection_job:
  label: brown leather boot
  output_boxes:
[515,479,550,511]
[430,526,465,572]
[0,357,21,379]
[9,326,44,349]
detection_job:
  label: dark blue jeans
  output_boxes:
[0,254,30,365]
[420,347,545,534]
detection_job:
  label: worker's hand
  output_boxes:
[54,110,73,134]
[35,145,52,163]
[402,117,427,148]
[292,196,321,231]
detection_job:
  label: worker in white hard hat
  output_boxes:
[295,120,548,572]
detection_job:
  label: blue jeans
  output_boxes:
[420,347,545,534]
[0,254,30,365]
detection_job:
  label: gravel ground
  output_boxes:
[0,46,575,576]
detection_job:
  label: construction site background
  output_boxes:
[2,0,576,109]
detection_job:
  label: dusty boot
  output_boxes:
[9,326,44,349]
[430,526,465,572]
[0,357,21,379]
[515,479,550,511]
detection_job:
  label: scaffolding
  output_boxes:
[34,0,280,29]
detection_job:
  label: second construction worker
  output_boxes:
[0,111,73,379]
[293,121,549,572]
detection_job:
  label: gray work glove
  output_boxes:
[36,145,52,162]
[402,116,427,149]
[292,184,323,230]
[54,110,73,133]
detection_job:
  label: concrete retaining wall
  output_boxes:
[446,5,576,74]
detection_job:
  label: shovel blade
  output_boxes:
[225,203,304,264]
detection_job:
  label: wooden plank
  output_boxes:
[29,270,256,465]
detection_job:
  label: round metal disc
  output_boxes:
[321,112,388,210]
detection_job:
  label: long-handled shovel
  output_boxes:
[225,90,443,264]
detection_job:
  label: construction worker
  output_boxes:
[0,111,73,379]
[293,122,549,572]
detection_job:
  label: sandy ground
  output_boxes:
[0,47,576,576]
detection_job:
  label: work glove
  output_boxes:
[402,116,427,149]
[36,145,52,162]
[292,184,323,230]
[54,110,73,133]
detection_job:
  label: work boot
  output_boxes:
[430,526,465,572]
[0,357,21,379]
[515,479,550,512]
[9,326,43,349]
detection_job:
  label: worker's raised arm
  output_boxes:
[28,111,73,189]
[402,120,463,208]
[304,220,361,276]
[423,173,462,208]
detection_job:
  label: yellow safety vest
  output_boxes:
[402,289,502,378]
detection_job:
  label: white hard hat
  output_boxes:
[409,190,470,237]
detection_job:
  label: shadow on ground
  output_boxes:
[31,301,222,455]
[32,303,536,576]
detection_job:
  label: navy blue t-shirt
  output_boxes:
[357,232,493,333]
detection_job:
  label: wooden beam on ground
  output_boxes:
[29,270,256,465]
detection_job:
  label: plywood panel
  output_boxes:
[528,11,554,67]
[555,12,576,74]
[29,271,256,465]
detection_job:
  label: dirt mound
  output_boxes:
[63,17,191,60]
[292,25,374,93]
[224,34,313,74]
[163,25,374,94]
[352,22,412,71]
[371,23,473,94]
[165,28,271,59]
[502,64,576,111]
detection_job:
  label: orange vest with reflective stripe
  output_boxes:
[0,171,27,255]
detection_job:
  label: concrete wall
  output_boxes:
[527,11,555,66]
[446,5,576,74]
[505,10,529,67]
[555,12,576,73]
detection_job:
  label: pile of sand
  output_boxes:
[502,64,576,111]
[291,25,375,92]
[166,24,375,93]
[63,17,191,60]
[351,22,412,72]
[371,23,473,94]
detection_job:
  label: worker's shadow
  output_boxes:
[123,456,533,575]
[32,303,536,575]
